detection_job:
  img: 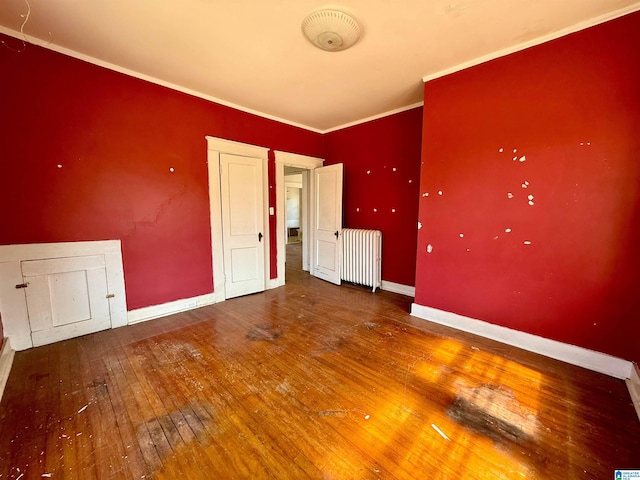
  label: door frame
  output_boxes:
[274,150,324,287]
[206,136,270,302]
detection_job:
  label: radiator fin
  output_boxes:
[341,229,382,292]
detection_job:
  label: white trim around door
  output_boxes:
[274,151,324,288]
[206,136,270,302]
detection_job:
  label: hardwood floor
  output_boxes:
[1,245,639,478]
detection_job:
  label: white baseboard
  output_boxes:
[128,293,217,325]
[625,363,640,421]
[381,281,415,297]
[0,338,15,402]
[410,303,633,380]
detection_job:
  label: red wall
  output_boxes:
[416,12,640,363]
[0,35,323,310]
[324,108,423,287]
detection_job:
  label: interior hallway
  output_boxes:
[0,252,639,478]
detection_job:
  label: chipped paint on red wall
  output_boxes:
[0,36,323,309]
[325,107,423,287]
[415,12,640,363]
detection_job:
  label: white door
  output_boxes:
[21,255,112,347]
[220,153,266,299]
[312,163,343,285]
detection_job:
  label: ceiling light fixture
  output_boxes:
[302,9,361,52]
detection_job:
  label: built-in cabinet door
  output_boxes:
[312,163,343,285]
[21,255,111,347]
[219,153,266,299]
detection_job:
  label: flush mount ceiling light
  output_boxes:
[302,9,361,52]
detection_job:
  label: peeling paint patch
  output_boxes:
[523,241,532,245]
[459,233,464,238]
[392,167,397,172]
[356,207,360,212]
[418,222,422,230]
[507,192,514,199]
[409,179,413,183]
[422,192,429,197]
[498,147,504,153]
[391,208,396,213]
[505,228,512,233]
[513,149,517,153]
[169,167,175,172]
[57,164,62,168]
[373,208,377,212]
[518,156,526,162]
[426,244,433,253]
[366,170,371,174]
[438,190,443,196]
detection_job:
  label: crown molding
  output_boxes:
[0,25,325,134]
[422,2,640,84]
[4,3,639,135]
[323,102,424,134]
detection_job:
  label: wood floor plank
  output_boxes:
[1,243,639,478]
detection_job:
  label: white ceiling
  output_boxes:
[1,0,639,132]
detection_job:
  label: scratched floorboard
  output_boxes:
[1,243,639,479]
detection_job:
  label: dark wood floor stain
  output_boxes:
[246,324,283,342]
[1,242,639,478]
[448,383,539,444]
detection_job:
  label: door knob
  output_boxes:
[334,231,339,239]
[258,232,263,242]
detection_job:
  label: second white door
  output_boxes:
[312,163,343,285]
[220,153,266,299]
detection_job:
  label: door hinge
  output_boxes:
[106,293,115,299]
[15,282,29,289]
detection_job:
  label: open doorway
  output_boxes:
[274,151,324,287]
[284,168,303,247]
[284,167,305,276]
[284,166,305,272]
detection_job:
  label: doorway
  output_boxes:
[285,182,302,246]
[207,136,270,302]
[274,151,324,287]
[284,167,304,275]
